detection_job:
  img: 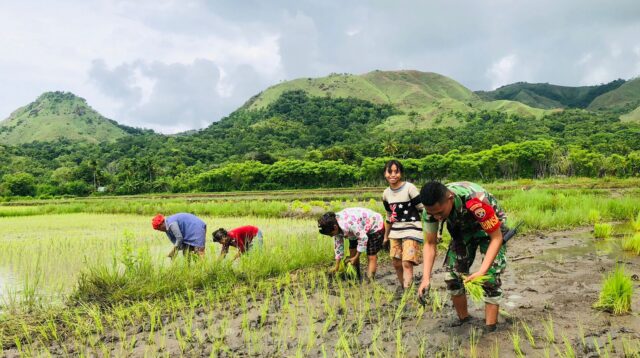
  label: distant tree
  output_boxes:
[2,172,36,196]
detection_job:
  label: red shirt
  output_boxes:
[228,225,259,253]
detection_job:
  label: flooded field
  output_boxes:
[0,184,639,356]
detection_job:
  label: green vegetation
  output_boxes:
[1,71,640,198]
[593,265,633,315]
[588,77,640,113]
[594,223,613,239]
[633,211,640,232]
[1,180,639,355]
[463,275,489,303]
[0,92,140,145]
[476,79,626,109]
[622,233,640,255]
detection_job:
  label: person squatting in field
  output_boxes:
[418,181,508,333]
[152,213,207,259]
[212,225,264,260]
[382,160,424,294]
[317,208,384,281]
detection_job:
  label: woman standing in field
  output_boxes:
[152,213,207,258]
[317,208,384,281]
[212,225,264,260]
[382,160,424,294]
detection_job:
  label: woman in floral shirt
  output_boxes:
[317,207,384,280]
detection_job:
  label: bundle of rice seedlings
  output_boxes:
[345,262,358,279]
[463,275,489,303]
[594,223,613,239]
[622,233,640,255]
[593,265,633,315]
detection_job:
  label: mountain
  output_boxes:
[588,77,640,114]
[0,91,136,145]
[243,70,547,129]
[475,79,626,109]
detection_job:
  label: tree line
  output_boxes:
[1,91,639,197]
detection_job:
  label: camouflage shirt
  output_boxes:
[422,181,507,237]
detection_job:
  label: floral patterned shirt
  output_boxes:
[333,207,384,260]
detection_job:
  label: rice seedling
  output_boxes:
[594,223,613,239]
[521,321,536,348]
[463,275,489,303]
[622,336,640,356]
[542,315,555,343]
[593,265,633,315]
[490,338,499,358]
[510,323,524,357]
[468,327,479,358]
[622,233,640,255]
[395,326,403,358]
[556,333,575,358]
[592,337,601,356]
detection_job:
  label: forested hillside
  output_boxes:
[475,79,626,109]
[1,90,639,197]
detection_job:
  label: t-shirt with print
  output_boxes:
[333,207,384,260]
[422,181,507,238]
[382,182,424,242]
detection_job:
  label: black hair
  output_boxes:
[212,228,228,242]
[317,212,338,235]
[383,159,404,176]
[420,181,449,206]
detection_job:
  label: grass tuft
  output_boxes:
[633,211,640,232]
[593,223,613,239]
[593,265,633,315]
[622,233,640,255]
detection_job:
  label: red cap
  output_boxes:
[152,214,165,230]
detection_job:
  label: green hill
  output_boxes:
[0,91,134,145]
[244,70,545,129]
[475,79,626,109]
[620,105,640,123]
[588,77,640,113]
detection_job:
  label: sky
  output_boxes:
[1,0,639,133]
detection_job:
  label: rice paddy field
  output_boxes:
[1,178,640,357]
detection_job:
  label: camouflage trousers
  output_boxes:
[444,233,507,305]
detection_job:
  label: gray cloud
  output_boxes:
[2,0,640,132]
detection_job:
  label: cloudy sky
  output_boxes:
[1,1,639,133]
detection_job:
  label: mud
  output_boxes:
[4,227,640,357]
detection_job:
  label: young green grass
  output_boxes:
[593,265,633,315]
[490,338,499,358]
[463,275,489,303]
[542,315,555,344]
[593,223,613,239]
[468,327,479,358]
[521,321,536,348]
[510,324,524,358]
[622,233,640,255]
[633,211,640,232]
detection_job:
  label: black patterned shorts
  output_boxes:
[348,229,384,256]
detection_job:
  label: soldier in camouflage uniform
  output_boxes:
[417,181,508,332]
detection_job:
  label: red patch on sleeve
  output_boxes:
[465,198,501,233]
